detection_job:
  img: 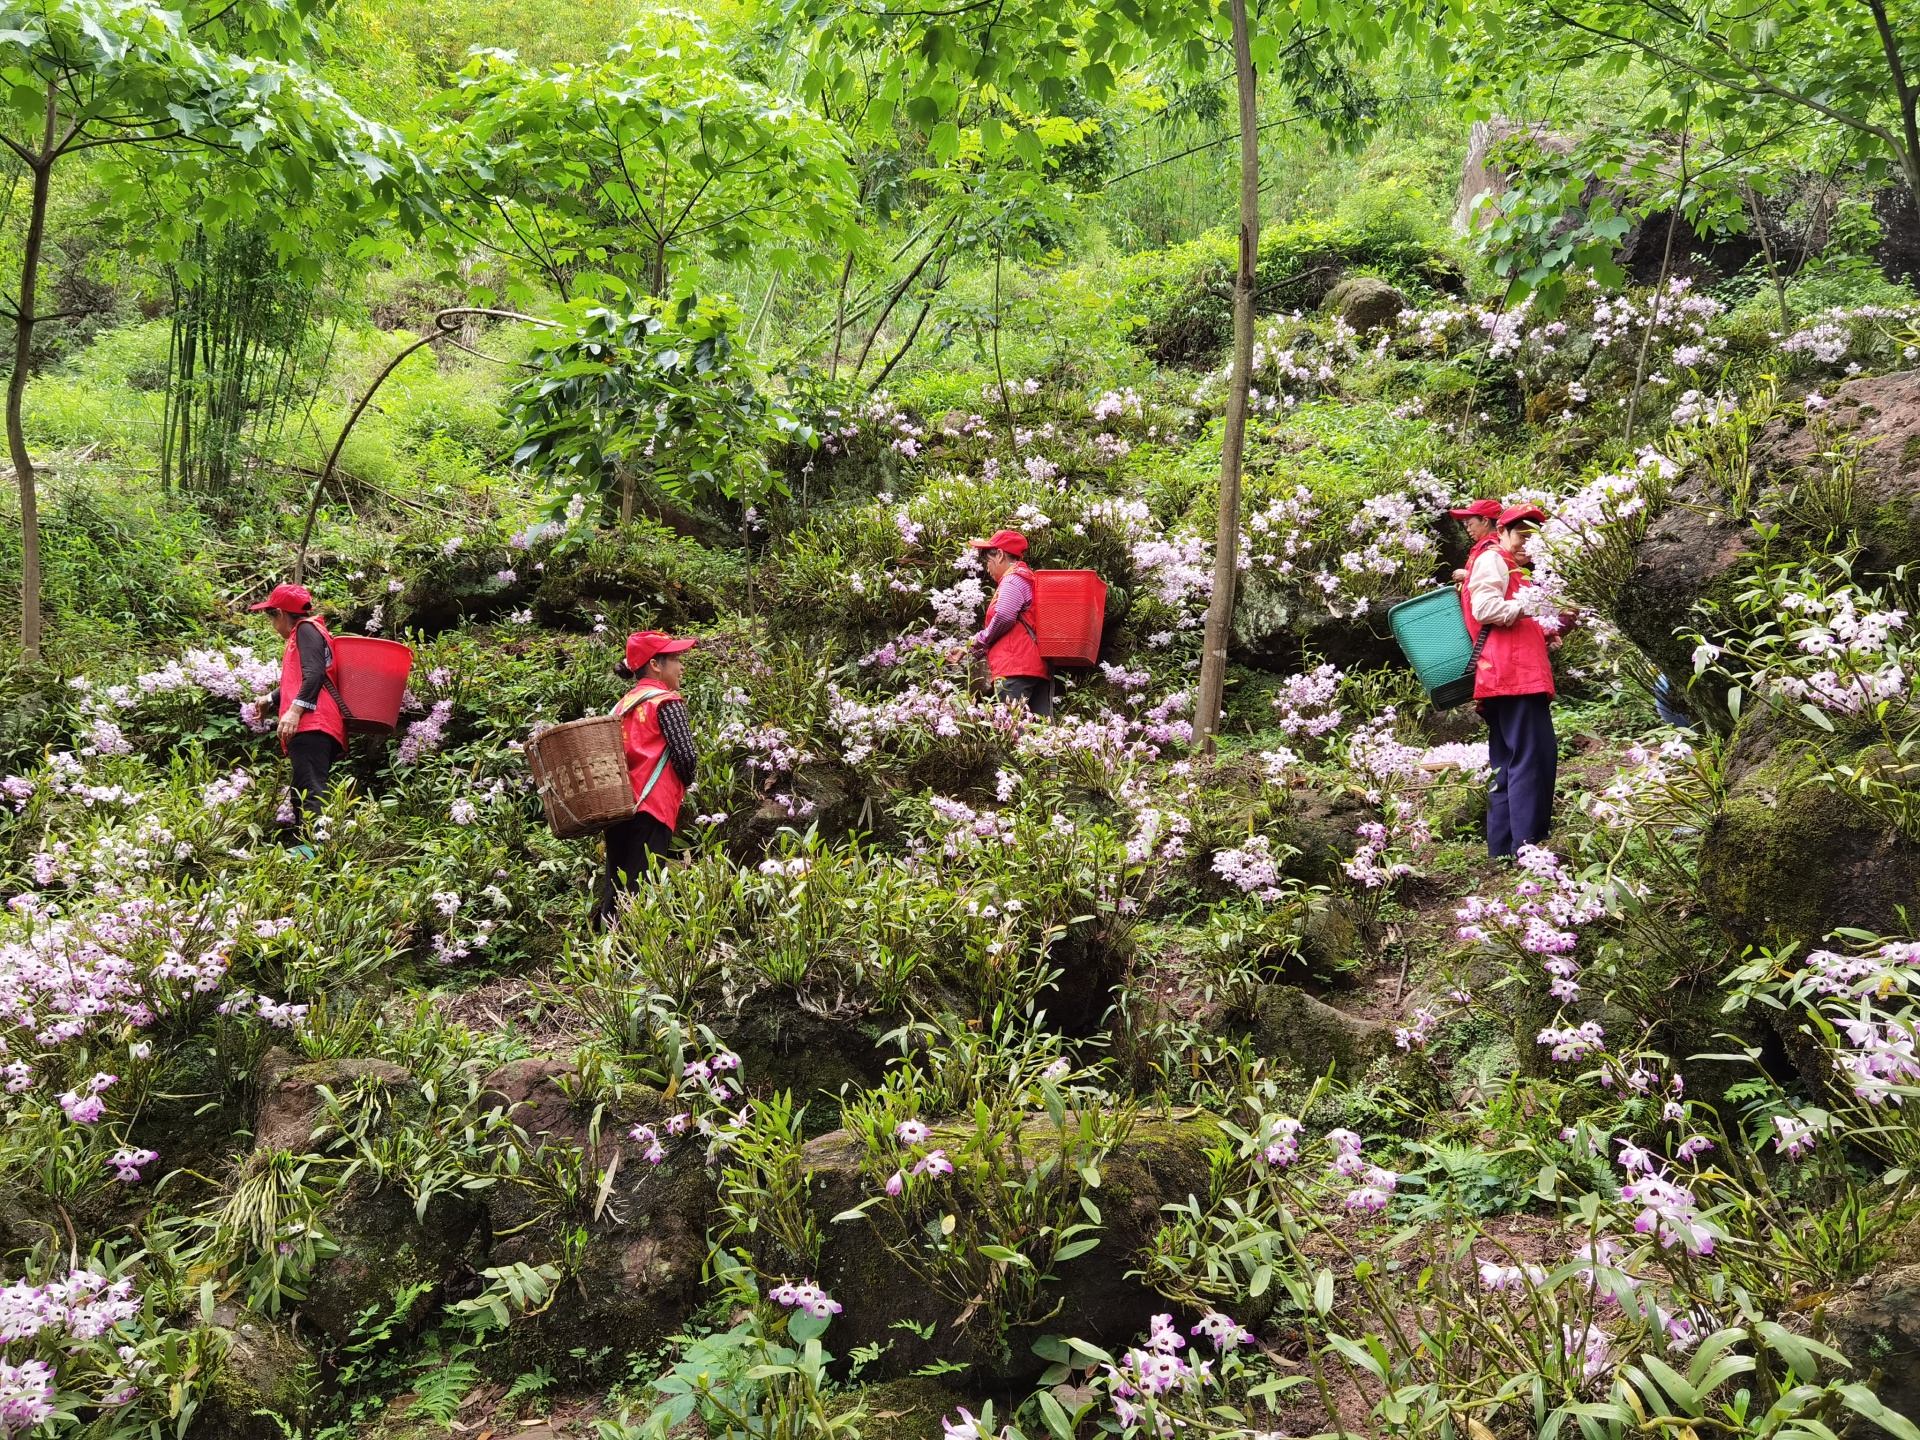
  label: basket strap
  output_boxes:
[295,619,355,724]
[634,751,672,806]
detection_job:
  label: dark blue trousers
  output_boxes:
[1484,693,1556,858]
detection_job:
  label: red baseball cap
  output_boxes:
[625,630,697,672]
[248,583,314,614]
[1498,504,1548,528]
[969,529,1028,556]
[1449,499,1503,521]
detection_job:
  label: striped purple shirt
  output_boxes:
[972,567,1034,653]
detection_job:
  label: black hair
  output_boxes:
[614,661,636,680]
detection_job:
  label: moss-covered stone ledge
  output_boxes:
[805,1111,1221,1385]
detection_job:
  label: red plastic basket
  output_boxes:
[1030,570,1107,667]
[330,636,415,737]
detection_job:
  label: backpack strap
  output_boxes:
[295,617,353,724]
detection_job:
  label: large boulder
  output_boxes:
[1819,1259,1920,1436]
[1244,984,1396,1078]
[477,1060,714,1381]
[300,1181,485,1346]
[807,1113,1220,1381]
[1614,370,1920,717]
[713,991,897,1133]
[1609,475,1755,727]
[252,1049,417,1154]
[1762,369,1920,570]
[195,1306,318,1440]
[1322,276,1406,334]
[1696,715,1920,951]
[251,1052,482,1345]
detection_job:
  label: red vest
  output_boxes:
[985,562,1048,680]
[1463,551,1556,700]
[614,683,686,831]
[278,616,347,751]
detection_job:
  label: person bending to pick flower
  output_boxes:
[250,582,346,842]
[946,528,1051,718]
[594,630,699,929]
[1462,505,1559,859]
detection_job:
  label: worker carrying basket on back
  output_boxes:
[592,630,700,929]
[249,582,347,839]
[947,529,1052,717]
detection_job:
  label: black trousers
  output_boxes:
[1484,693,1556,858]
[286,732,342,828]
[594,812,677,927]
[996,674,1053,718]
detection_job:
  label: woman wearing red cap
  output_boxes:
[952,529,1051,718]
[1447,499,1503,584]
[594,630,699,927]
[250,583,347,836]
[1462,505,1558,858]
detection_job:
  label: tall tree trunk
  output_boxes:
[9,87,56,663]
[828,250,855,382]
[1194,0,1259,752]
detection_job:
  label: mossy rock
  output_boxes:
[716,990,899,1134]
[1817,1263,1920,1438]
[1243,984,1396,1078]
[478,1067,714,1382]
[300,1180,484,1346]
[1322,277,1407,334]
[251,1049,421,1155]
[1609,475,1756,731]
[195,1307,317,1440]
[1696,715,1920,950]
[1229,569,1406,677]
[831,1377,978,1440]
[806,1112,1220,1382]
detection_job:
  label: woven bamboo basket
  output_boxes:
[527,715,636,839]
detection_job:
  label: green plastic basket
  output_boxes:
[1388,587,1477,710]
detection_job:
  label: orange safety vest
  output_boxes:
[1462,551,1556,701]
[984,561,1049,680]
[613,683,687,831]
[278,616,347,751]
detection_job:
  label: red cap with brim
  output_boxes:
[249,583,314,614]
[1498,504,1548,528]
[968,529,1029,556]
[1449,499,1504,520]
[625,630,698,672]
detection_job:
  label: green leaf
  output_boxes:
[978,1245,1032,1266]
[1313,1268,1334,1316]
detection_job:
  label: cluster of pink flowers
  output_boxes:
[1327,1128,1399,1212]
[108,1147,157,1184]
[881,1115,956,1195]
[1617,1145,1715,1255]
[58,1073,115,1124]
[1588,738,1696,827]
[1537,1022,1607,1063]
[0,1358,54,1432]
[1833,1015,1920,1105]
[1458,846,1608,1020]
[1211,837,1284,902]
[1272,664,1342,737]
[1101,1312,1212,1430]
[395,700,453,767]
[1393,1009,1438,1051]
[214,991,309,1029]
[0,1269,140,1343]
[1242,486,1320,576]
[1799,938,1920,997]
[769,1280,842,1319]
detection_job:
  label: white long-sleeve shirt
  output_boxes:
[1467,547,1528,627]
